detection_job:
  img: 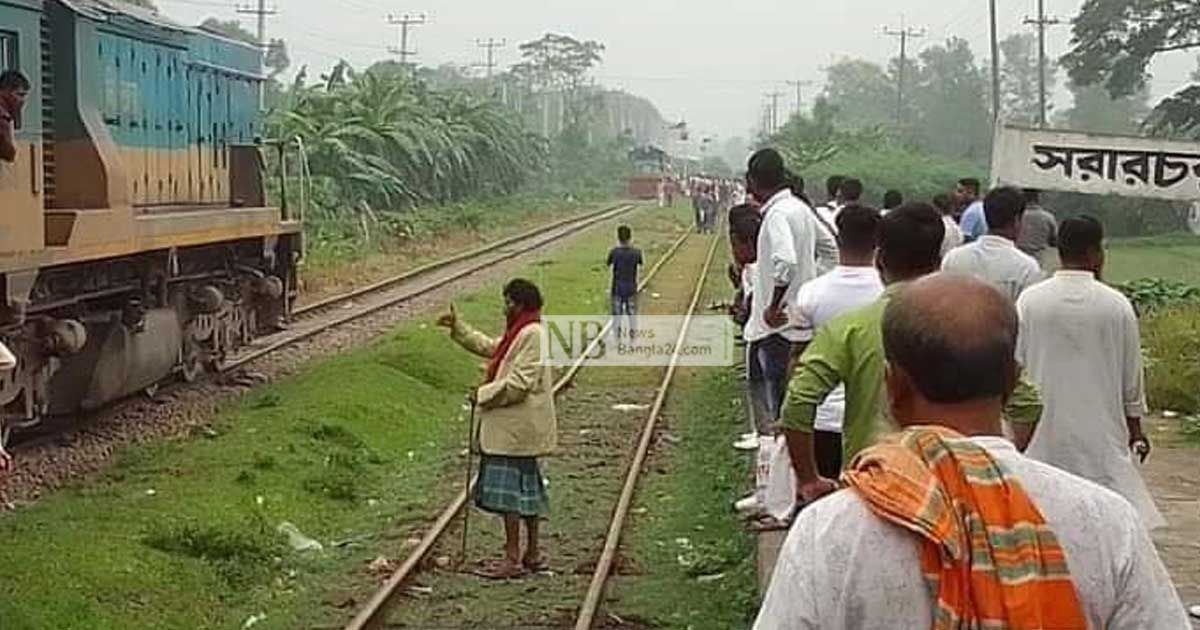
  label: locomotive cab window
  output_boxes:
[0,32,16,71]
[1,31,22,130]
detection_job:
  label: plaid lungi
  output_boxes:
[474,454,549,518]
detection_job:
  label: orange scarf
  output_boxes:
[485,308,541,383]
[842,426,1087,630]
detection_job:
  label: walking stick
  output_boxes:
[459,394,478,566]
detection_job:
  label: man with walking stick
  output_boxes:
[437,279,558,580]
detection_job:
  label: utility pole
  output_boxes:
[236,0,276,108]
[764,91,783,133]
[883,19,925,126]
[475,37,507,79]
[387,13,427,76]
[990,0,1001,122]
[785,79,814,114]
[1024,0,1062,127]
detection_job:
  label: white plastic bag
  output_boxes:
[763,435,796,522]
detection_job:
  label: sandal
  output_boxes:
[745,516,791,532]
[472,559,526,580]
[522,553,548,572]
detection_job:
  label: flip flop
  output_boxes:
[472,559,526,580]
[1187,604,1199,620]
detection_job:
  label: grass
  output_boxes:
[300,196,608,300]
[1105,232,1200,284]
[0,203,691,630]
[607,236,758,629]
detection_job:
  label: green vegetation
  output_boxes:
[0,206,687,630]
[1141,304,1200,415]
[1105,234,1200,285]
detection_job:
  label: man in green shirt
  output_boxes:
[783,203,946,504]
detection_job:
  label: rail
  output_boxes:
[221,203,640,373]
[342,226,699,630]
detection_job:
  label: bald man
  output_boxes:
[754,274,1188,630]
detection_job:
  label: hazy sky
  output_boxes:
[159,0,1195,141]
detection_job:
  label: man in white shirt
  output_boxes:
[942,186,1042,303]
[743,148,828,433]
[755,273,1188,630]
[814,175,845,231]
[790,204,885,475]
[933,193,963,256]
[1017,215,1166,530]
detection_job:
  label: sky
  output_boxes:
[157,0,1196,142]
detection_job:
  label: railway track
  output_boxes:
[222,203,639,372]
[6,203,638,455]
[343,224,721,630]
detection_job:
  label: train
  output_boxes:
[0,0,301,437]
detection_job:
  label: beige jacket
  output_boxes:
[451,318,558,457]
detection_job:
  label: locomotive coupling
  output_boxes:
[43,319,87,356]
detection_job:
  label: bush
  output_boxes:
[800,142,985,206]
[1114,278,1200,313]
[1141,304,1200,414]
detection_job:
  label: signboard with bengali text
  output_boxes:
[991,125,1200,201]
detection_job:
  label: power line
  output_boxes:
[763,91,783,133]
[236,0,276,107]
[1024,0,1063,127]
[387,12,427,73]
[785,79,814,114]
[989,0,1001,122]
[883,20,925,125]
[475,37,507,79]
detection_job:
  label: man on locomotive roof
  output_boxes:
[0,69,30,163]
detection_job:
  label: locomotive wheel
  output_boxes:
[180,351,204,383]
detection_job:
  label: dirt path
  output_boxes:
[1143,418,1200,626]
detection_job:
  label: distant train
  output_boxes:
[0,0,301,436]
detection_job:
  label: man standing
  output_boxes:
[743,148,825,433]
[956,177,985,242]
[755,274,1188,629]
[606,225,643,341]
[815,175,845,230]
[942,186,1042,303]
[839,177,864,205]
[0,70,31,163]
[783,203,945,502]
[789,205,884,476]
[881,190,902,215]
[1017,216,1166,529]
[933,193,963,256]
[1017,188,1059,271]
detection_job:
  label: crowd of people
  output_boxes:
[723,148,1194,627]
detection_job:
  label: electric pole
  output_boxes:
[475,37,507,79]
[990,0,1001,122]
[387,13,427,75]
[236,0,276,108]
[1024,0,1062,127]
[883,20,924,126]
[764,91,783,133]
[785,79,814,114]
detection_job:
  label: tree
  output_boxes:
[821,59,894,130]
[1000,33,1057,125]
[510,33,605,137]
[1062,0,1200,99]
[1062,0,1200,134]
[200,18,290,79]
[1056,82,1151,133]
[911,38,992,162]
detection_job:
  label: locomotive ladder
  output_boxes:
[39,14,56,208]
